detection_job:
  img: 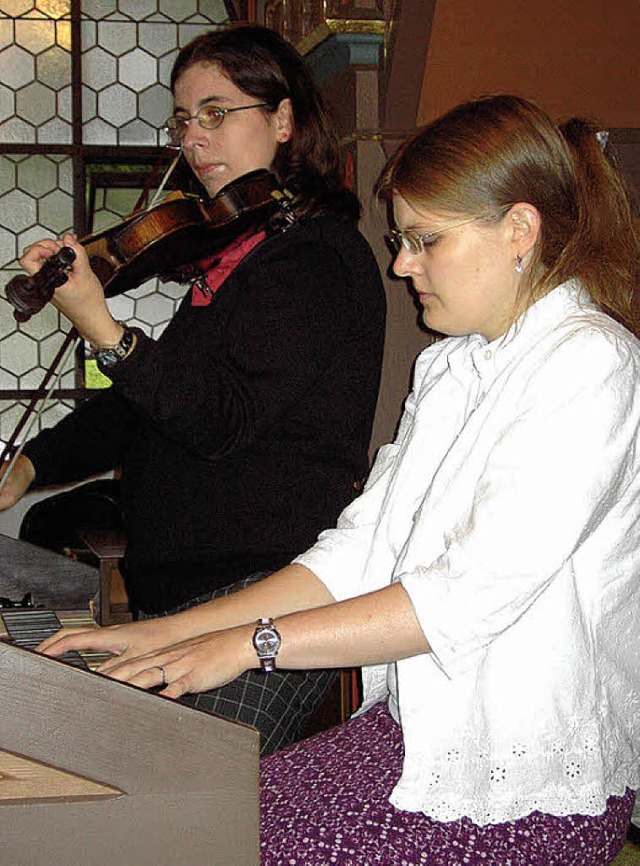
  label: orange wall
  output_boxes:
[418,0,640,126]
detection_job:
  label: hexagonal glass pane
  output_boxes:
[0,0,226,427]
[126,280,155,300]
[159,0,198,21]
[0,83,15,120]
[100,186,138,220]
[82,46,117,90]
[58,84,73,122]
[56,19,71,52]
[37,45,72,90]
[139,22,179,59]
[178,24,214,47]
[35,0,71,20]
[119,0,157,20]
[20,302,61,340]
[0,45,35,89]
[16,154,57,197]
[157,278,189,302]
[200,0,228,24]
[135,292,174,327]
[97,21,136,57]
[139,82,172,128]
[14,19,56,55]
[40,188,73,234]
[0,403,27,446]
[0,157,17,197]
[98,82,136,127]
[128,316,151,335]
[0,332,38,376]
[81,0,118,21]
[40,329,76,375]
[81,84,97,121]
[0,19,13,52]
[0,1,35,17]
[16,81,57,125]
[0,369,18,393]
[56,155,73,193]
[158,52,177,85]
[0,190,37,233]
[0,287,19,330]
[0,116,35,144]
[119,47,157,91]
[83,117,117,145]
[106,294,134,322]
[0,227,16,267]
[38,115,72,144]
[119,117,156,146]
[81,18,97,50]
[16,228,55,263]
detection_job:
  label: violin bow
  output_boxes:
[0,149,183,492]
[0,328,79,496]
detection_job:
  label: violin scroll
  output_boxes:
[6,246,76,323]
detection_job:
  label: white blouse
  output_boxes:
[295,281,640,824]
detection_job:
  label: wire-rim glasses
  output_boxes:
[163,103,269,147]
[388,210,509,255]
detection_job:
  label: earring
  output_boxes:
[515,254,524,274]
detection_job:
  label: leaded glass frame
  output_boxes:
[0,0,232,448]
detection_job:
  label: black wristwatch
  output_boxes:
[252,617,281,673]
[92,324,135,369]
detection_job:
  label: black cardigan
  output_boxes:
[24,214,386,613]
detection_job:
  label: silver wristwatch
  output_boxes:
[92,325,135,369]
[252,617,281,673]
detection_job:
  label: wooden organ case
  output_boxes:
[0,533,259,865]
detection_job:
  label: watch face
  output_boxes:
[254,627,280,653]
[96,349,119,368]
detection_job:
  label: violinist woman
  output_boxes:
[1,24,385,754]
[41,94,639,864]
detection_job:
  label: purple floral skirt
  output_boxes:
[260,702,634,865]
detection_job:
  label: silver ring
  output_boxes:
[157,666,167,686]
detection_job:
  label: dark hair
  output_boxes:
[170,24,359,221]
[377,94,639,334]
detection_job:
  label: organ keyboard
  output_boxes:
[0,605,108,669]
[0,531,259,865]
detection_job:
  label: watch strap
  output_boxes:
[92,323,135,369]
[252,617,281,673]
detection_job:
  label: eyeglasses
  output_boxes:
[388,213,500,255]
[163,103,269,146]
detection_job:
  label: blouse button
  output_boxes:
[484,350,492,360]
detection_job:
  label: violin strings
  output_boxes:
[150,151,182,208]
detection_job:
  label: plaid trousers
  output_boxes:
[138,571,336,755]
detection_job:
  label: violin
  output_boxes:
[5,169,293,323]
